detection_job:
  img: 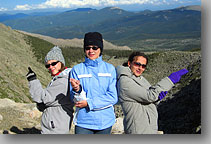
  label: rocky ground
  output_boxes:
[0,98,124,134]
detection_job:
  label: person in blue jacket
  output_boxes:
[69,32,118,134]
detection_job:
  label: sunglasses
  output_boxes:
[45,61,59,68]
[133,62,147,69]
[85,46,99,50]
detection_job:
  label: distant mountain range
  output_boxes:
[1,5,201,50]
[0,13,28,22]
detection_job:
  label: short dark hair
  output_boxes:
[123,51,148,66]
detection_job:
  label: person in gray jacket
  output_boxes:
[26,46,74,134]
[116,51,188,134]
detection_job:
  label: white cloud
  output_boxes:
[13,0,199,11]
[0,7,8,11]
[41,0,117,8]
[14,4,33,10]
[13,0,162,10]
[45,0,162,6]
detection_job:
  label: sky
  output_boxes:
[0,0,201,12]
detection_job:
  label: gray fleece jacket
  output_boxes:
[29,68,74,134]
[116,66,174,134]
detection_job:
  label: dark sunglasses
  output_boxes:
[133,62,147,68]
[85,46,99,50]
[45,61,59,68]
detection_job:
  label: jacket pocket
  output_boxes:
[48,120,56,129]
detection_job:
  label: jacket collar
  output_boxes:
[116,65,143,80]
[53,67,67,76]
[50,67,71,83]
[84,56,103,67]
[116,65,132,79]
[53,67,71,78]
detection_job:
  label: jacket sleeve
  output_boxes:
[87,68,118,111]
[69,67,80,103]
[118,76,174,103]
[29,78,68,106]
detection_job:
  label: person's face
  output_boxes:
[45,60,61,76]
[128,56,147,77]
[85,45,101,60]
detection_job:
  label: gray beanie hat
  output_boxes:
[45,46,65,65]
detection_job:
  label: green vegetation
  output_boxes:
[103,49,132,58]
[113,37,201,52]
[0,87,9,99]
[24,35,54,63]
[61,46,84,67]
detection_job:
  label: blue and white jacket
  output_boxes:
[70,56,118,130]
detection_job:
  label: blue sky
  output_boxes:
[0,0,201,12]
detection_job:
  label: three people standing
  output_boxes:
[27,33,188,134]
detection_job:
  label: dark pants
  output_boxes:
[75,125,112,134]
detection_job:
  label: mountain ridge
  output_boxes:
[1,5,201,50]
[18,30,131,50]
